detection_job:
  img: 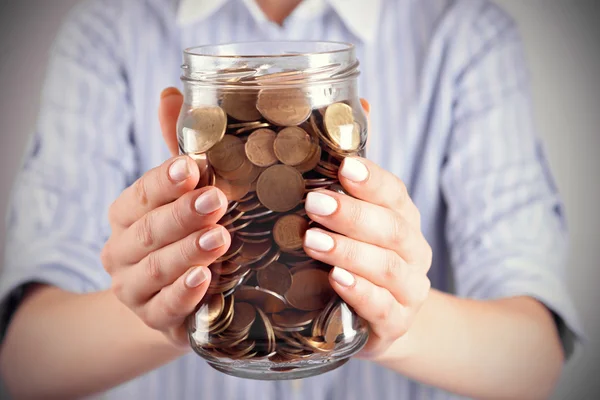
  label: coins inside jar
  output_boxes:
[182,84,365,363]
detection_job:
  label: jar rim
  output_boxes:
[183,41,355,59]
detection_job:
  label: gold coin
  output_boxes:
[273,126,313,166]
[235,285,288,313]
[244,129,279,167]
[273,214,309,252]
[257,262,292,296]
[285,268,334,311]
[180,107,227,153]
[221,90,262,122]
[323,103,360,151]
[214,175,250,202]
[256,165,305,212]
[208,135,246,172]
[256,88,311,126]
[227,302,257,333]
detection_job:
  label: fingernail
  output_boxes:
[199,228,226,251]
[340,158,369,182]
[195,189,223,215]
[185,266,208,288]
[161,87,181,99]
[169,158,190,182]
[331,267,355,287]
[305,192,338,216]
[304,229,334,252]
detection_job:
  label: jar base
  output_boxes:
[208,358,349,380]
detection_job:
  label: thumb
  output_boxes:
[159,87,184,157]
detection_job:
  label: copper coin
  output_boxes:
[324,302,345,343]
[214,175,250,202]
[232,165,264,186]
[256,165,305,212]
[256,88,311,126]
[294,144,322,174]
[227,219,253,233]
[215,157,254,181]
[252,307,277,356]
[271,309,320,329]
[215,235,244,263]
[235,285,287,314]
[239,236,271,244]
[180,107,228,153]
[239,206,274,221]
[218,209,245,227]
[235,123,271,135]
[208,135,246,172]
[221,90,261,122]
[210,261,242,276]
[236,222,272,237]
[228,121,264,130]
[236,240,273,264]
[323,103,360,151]
[236,198,262,213]
[285,268,334,311]
[313,165,338,179]
[249,247,281,271]
[244,129,279,167]
[273,214,309,252]
[273,126,313,166]
[257,262,293,295]
[228,302,257,333]
[195,293,225,326]
[239,192,257,202]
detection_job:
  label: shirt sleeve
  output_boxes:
[0,0,136,333]
[441,2,585,359]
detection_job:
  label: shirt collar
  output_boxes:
[176,0,381,43]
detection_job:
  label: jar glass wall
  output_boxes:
[178,41,369,380]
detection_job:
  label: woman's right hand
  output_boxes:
[101,88,231,347]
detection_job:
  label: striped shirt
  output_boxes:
[0,0,583,399]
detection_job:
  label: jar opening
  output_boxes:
[181,41,358,88]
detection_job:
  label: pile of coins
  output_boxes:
[182,86,365,363]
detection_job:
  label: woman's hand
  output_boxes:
[303,157,432,358]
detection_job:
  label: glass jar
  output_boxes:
[178,41,369,380]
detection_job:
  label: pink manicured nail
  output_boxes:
[168,158,190,182]
[331,267,355,287]
[304,229,335,252]
[340,158,369,182]
[305,192,338,216]
[185,266,208,288]
[199,228,226,251]
[195,188,223,215]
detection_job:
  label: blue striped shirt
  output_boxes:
[1,0,583,398]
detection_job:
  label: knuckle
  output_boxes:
[100,243,114,273]
[390,216,407,247]
[394,178,408,206]
[178,237,197,264]
[160,296,183,322]
[135,214,155,248]
[140,308,162,331]
[347,201,367,227]
[382,251,401,281]
[170,202,188,231]
[144,252,163,282]
[341,240,360,265]
[133,177,149,207]
[110,276,125,300]
[373,303,391,323]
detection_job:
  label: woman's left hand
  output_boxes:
[303,156,432,358]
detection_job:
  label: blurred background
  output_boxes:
[0,0,598,398]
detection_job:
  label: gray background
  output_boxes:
[0,1,598,398]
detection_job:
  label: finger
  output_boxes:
[329,268,402,339]
[337,157,420,228]
[112,186,228,264]
[304,228,429,306]
[159,87,184,157]
[305,190,431,264]
[108,156,200,230]
[120,225,230,306]
[140,265,211,332]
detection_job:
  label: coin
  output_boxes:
[245,129,278,167]
[218,209,245,227]
[285,268,334,311]
[210,261,242,276]
[235,285,287,313]
[227,219,253,233]
[180,107,228,153]
[256,88,311,126]
[257,262,292,295]
[294,144,322,174]
[221,90,262,122]
[235,123,271,135]
[236,240,273,264]
[208,135,246,172]
[228,121,264,130]
[236,198,262,213]
[214,175,250,201]
[195,293,225,326]
[215,157,254,181]
[215,235,243,263]
[324,302,344,343]
[273,214,309,252]
[271,309,320,329]
[248,247,281,271]
[227,302,257,333]
[256,165,305,212]
[273,126,313,166]
[323,103,360,151]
